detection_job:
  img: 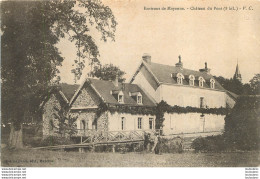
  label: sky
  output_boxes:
[57,0,260,85]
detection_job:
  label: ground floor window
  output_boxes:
[200,97,205,108]
[121,117,125,130]
[80,120,85,130]
[80,120,89,130]
[149,118,154,130]
[49,119,54,131]
[138,117,142,129]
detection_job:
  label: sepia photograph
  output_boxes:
[1,0,260,171]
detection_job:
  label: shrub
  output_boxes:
[160,137,183,153]
[191,135,226,152]
[25,136,76,147]
[40,136,75,147]
[94,145,113,152]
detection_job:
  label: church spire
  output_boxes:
[233,60,242,82]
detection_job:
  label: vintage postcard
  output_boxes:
[1,0,259,174]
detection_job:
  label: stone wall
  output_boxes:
[42,94,61,137]
[97,112,109,131]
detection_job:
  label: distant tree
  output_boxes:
[249,74,260,94]
[214,76,253,95]
[1,1,116,148]
[90,64,126,82]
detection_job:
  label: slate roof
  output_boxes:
[144,61,225,91]
[87,78,156,106]
[59,83,80,102]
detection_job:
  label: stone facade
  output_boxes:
[73,111,109,132]
[72,86,100,108]
[97,112,109,131]
[42,94,61,137]
[70,84,109,132]
[74,111,96,130]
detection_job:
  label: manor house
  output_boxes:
[42,54,237,137]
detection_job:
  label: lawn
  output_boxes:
[1,148,259,167]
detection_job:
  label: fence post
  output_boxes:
[112,144,116,153]
[91,145,95,152]
[79,147,83,153]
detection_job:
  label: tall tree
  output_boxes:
[224,96,260,150]
[90,63,126,82]
[1,1,117,148]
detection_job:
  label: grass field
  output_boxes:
[1,148,259,167]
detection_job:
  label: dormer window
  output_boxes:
[130,92,142,104]
[137,95,142,104]
[210,78,215,89]
[177,73,184,85]
[198,76,205,87]
[189,75,195,86]
[111,90,124,103]
[118,95,123,103]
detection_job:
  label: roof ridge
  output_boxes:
[150,61,214,76]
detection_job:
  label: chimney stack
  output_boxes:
[113,74,119,87]
[175,55,183,68]
[142,53,151,64]
[199,62,211,74]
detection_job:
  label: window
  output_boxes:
[149,118,154,130]
[199,77,205,87]
[138,117,142,129]
[130,92,142,104]
[210,78,215,89]
[177,73,184,85]
[86,120,89,130]
[177,78,182,84]
[199,81,203,87]
[118,95,124,103]
[189,75,195,86]
[80,120,86,130]
[121,117,125,130]
[200,97,205,108]
[137,95,142,104]
[49,119,54,130]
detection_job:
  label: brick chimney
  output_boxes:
[175,55,183,68]
[142,53,151,64]
[199,62,211,74]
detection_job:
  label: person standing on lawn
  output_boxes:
[144,133,151,152]
[152,133,161,154]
